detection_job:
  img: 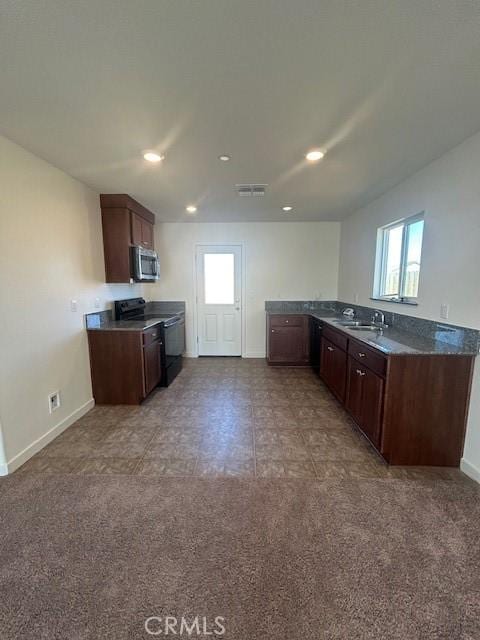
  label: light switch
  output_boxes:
[94,297,101,309]
[70,299,78,312]
[440,303,449,320]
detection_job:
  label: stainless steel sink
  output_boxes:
[333,320,364,326]
[350,325,382,331]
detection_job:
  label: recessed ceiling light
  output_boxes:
[143,151,164,163]
[186,205,197,213]
[218,154,231,162]
[282,206,293,212]
[305,149,325,162]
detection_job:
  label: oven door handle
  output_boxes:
[164,317,184,328]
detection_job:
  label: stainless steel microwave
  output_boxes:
[131,246,159,282]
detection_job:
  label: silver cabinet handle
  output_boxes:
[358,352,366,358]
[285,320,289,323]
[271,329,275,333]
[356,369,366,376]
[327,346,334,352]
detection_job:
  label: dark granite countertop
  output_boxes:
[86,316,179,332]
[266,310,477,356]
[86,302,185,332]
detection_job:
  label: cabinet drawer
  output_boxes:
[348,339,386,377]
[322,326,348,351]
[270,315,305,327]
[143,325,161,346]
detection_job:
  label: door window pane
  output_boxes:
[204,254,234,304]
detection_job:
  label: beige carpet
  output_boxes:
[0,472,479,639]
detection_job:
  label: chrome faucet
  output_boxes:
[372,309,387,328]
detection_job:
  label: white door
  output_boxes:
[196,245,242,356]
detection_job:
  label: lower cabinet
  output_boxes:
[267,315,310,365]
[87,327,163,404]
[345,356,384,449]
[320,337,347,402]
[318,327,474,466]
[144,340,162,395]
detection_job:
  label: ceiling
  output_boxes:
[2,1,480,222]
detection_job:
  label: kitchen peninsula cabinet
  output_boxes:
[87,326,162,405]
[267,311,475,466]
[319,329,474,466]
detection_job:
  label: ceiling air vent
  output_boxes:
[235,184,268,197]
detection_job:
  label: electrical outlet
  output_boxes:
[440,303,450,320]
[354,293,359,303]
[48,391,61,414]
[70,299,78,312]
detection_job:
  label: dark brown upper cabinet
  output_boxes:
[100,194,156,283]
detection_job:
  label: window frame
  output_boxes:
[374,212,424,304]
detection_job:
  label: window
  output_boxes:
[374,213,424,303]
[204,253,235,304]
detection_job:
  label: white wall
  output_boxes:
[338,130,480,482]
[149,222,340,357]
[0,135,142,473]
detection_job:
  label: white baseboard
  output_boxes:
[185,352,265,359]
[3,398,94,476]
[460,457,480,485]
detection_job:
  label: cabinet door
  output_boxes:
[131,213,143,246]
[310,319,322,373]
[131,214,154,249]
[268,326,306,364]
[360,366,384,448]
[346,356,363,424]
[144,341,162,395]
[346,357,384,448]
[320,338,347,402]
[141,219,154,249]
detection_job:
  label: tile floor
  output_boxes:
[19,358,464,480]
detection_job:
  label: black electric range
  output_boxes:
[115,298,185,386]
